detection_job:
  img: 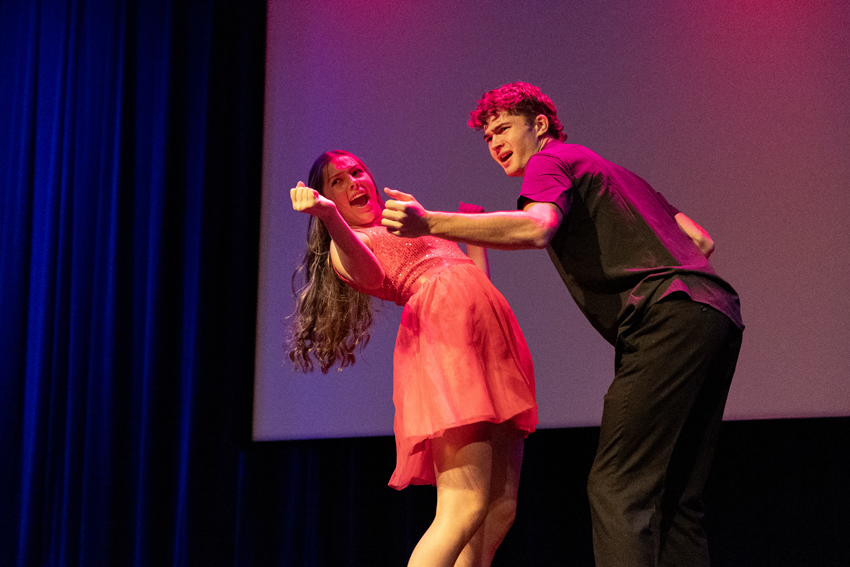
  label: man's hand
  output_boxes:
[381,188,432,237]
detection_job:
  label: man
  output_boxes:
[380,81,743,566]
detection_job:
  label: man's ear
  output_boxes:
[534,114,550,138]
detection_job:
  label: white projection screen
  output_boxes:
[253,0,850,441]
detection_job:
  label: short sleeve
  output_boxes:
[654,192,680,217]
[517,153,572,215]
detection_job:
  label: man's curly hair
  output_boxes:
[468,81,567,142]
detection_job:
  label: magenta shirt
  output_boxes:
[518,140,743,345]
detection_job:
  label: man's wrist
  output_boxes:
[424,210,450,237]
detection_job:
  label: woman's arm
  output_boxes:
[457,202,490,278]
[291,182,385,289]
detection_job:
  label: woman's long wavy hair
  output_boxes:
[288,150,384,373]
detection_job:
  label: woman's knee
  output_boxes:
[435,488,490,537]
[488,497,518,534]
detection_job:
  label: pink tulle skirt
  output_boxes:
[388,263,537,489]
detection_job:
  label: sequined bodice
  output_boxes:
[341,226,473,305]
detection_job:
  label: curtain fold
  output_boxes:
[0,1,265,565]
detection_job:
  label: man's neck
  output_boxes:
[538,136,557,153]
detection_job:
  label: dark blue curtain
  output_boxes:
[0,0,265,564]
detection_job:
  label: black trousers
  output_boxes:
[587,296,743,567]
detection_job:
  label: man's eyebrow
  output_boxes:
[484,121,506,136]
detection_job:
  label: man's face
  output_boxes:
[483,112,546,177]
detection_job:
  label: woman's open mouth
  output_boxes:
[350,194,369,208]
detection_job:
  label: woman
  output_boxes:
[289,150,536,567]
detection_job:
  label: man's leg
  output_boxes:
[587,298,742,567]
[657,310,741,566]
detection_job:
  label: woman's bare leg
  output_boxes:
[455,424,525,567]
[407,423,494,567]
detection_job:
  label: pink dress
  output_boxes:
[340,226,537,489]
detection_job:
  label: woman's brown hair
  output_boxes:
[288,150,380,373]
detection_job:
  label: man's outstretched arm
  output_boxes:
[380,188,563,251]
